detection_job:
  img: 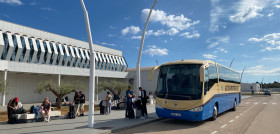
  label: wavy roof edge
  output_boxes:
[0,20,122,56]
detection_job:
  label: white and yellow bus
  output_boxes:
[149,60,241,121]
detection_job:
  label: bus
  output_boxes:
[149,60,241,121]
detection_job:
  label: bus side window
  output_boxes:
[204,68,209,95]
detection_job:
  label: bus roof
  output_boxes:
[161,59,239,73]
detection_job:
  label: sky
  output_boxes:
[0,0,280,83]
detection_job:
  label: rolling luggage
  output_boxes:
[128,108,135,119]
[68,105,75,119]
[100,105,105,114]
[136,109,142,118]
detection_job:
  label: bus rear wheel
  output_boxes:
[211,104,218,121]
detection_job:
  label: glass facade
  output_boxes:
[0,32,127,71]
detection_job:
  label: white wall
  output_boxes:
[127,68,159,97]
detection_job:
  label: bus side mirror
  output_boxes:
[149,66,160,81]
[200,64,209,82]
[200,65,205,82]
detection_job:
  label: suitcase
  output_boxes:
[68,105,75,119]
[100,106,105,115]
[128,108,135,119]
[136,109,142,118]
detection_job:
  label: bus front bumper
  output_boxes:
[156,107,204,121]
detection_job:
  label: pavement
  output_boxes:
[0,104,158,134]
[116,95,280,134]
[0,96,252,134]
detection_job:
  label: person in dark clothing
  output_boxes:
[113,91,120,107]
[125,86,134,118]
[138,87,148,118]
[7,97,19,124]
[73,92,80,117]
[79,91,85,116]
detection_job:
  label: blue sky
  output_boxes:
[0,0,280,83]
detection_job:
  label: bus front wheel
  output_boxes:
[232,100,237,111]
[211,104,218,121]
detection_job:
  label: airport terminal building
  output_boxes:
[0,20,129,105]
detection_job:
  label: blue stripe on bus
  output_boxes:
[156,93,241,121]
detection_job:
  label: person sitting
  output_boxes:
[39,97,51,122]
[7,97,22,124]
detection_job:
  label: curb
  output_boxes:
[111,117,164,133]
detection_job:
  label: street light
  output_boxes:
[80,0,96,128]
[229,58,235,68]
[240,67,246,83]
[136,0,158,96]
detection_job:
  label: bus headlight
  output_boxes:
[189,106,203,112]
[156,103,164,109]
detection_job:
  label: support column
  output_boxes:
[96,76,98,101]
[2,69,7,106]
[58,74,61,87]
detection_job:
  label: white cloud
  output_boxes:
[0,0,22,5]
[229,0,279,23]
[142,9,199,31]
[276,5,280,8]
[203,54,217,59]
[261,57,280,61]
[180,31,200,39]
[206,36,230,48]
[121,26,140,35]
[217,48,228,53]
[209,0,225,32]
[41,7,55,11]
[249,33,280,51]
[167,28,179,35]
[245,65,280,76]
[131,36,141,40]
[108,34,116,37]
[109,26,116,29]
[240,43,245,46]
[100,42,116,47]
[267,12,274,17]
[248,38,263,42]
[143,45,168,57]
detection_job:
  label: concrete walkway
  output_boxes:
[0,104,158,134]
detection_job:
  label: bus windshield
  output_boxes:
[157,64,202,100]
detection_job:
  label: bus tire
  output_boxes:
[211,104,218,121]
[232,100,237,111]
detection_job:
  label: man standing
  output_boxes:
[79,91,85,116]
[138,87,148,118]
[125,85,133,118]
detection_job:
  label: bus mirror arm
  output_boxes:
[149,66,160,81]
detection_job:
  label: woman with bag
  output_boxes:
[105,92,112,115]
[39,97,51,122]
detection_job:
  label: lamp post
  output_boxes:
[136,0,158,95]
[229,58,235,68]
[80,0,96,128]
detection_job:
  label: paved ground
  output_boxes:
[0,104,158,134]
[115,95,279,134]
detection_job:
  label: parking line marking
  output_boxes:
[272,103,276,105]
[221,124,227,128]
[211,131,218,134]
[263,102,267,104]
[229,120,234,123]
[254,102,259,105]
[235,116,239,119]
[240,113,243,115]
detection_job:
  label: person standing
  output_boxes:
[73,92,80,117]
[125,85,133,118]
[113,91,120,107]
[79,91,85,116]
[105,92,112,115]
[138,87,148,118]
[39,97,51,122]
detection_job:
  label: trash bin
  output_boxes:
[99,100,105,115]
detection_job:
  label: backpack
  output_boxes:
[128,108,135,119]
[30,105,34,113]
